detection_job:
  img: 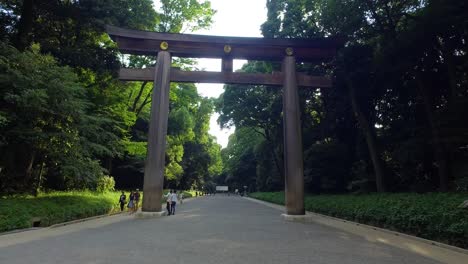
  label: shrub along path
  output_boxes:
[0,190,194,233]
[0,191,122,233]
[250,192,468,249]
[1,196,465,264]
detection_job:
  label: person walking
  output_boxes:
[134,189,141,213]
[170,190,178,215]
[118,191,126,212]
[178,191,184,204]
[165,190,172,215]
[127,191,135,213]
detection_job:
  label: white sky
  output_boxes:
[191,0,267,148]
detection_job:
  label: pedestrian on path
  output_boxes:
[170,190,178,215]
[119,191,126,212]
[134,189,141,213]
[127,191,135,213]
[178,191,184,204]
[165,190,172,215]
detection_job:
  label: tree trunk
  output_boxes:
[135,91,152,118]
[24,150,36,183]
[131,81,148,112]
[416,76,450,192]
[14,0,35,51]
[107,158,112,175]
[33,161,45,197]
[347,80,386,192]
[437,37,458,103]
[260,128,284,186]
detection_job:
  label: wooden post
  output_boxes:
[282,55,305,215]
[222,58,233,72]
[142,51,171,212]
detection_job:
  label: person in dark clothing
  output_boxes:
[127,192,135,213]
[165,190,172,215]
[170,190,178,215]
[119,191,126,212]
[134,189,141,212]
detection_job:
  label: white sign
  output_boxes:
[216,186,229,191]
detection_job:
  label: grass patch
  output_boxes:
[0,191,121,233]
[250,192,468,249]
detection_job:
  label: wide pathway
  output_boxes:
[0,196,464,264]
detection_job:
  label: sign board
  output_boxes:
[216,186,228,191]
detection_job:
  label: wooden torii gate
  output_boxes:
[107,26,341,216]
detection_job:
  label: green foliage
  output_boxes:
[304,140,351,193]
[122,81,223,189]
[0,0,221,194]
[0,0,160,193]
[181,190,193,198]
[58,157,106,190]
[0,42,108,192]
[157,0,216,33]
[251,192,468,249]
[220,127,264,191]
[0,191,121,232]
[217,62,284,192]
[95,176,116,193]
[113,1,220,190]
[168,107,195,139]
[124,141,147,157]
[221,0,468,193]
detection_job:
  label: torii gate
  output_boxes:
[107,26,341,216]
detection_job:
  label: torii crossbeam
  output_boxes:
[107,25,342,216]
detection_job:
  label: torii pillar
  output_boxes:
[140,51,171,214]
[282,54,305,215]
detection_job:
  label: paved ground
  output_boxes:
[0,196,465,264]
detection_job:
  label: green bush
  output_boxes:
[0,191,120,232]
[250,192,468,249]
[95,176,116,193]
[182,191,193,198]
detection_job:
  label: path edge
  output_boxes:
[244,196,468,255]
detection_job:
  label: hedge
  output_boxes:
[1,189,198,233]
[0,191,120,233]
[250,192,468,249]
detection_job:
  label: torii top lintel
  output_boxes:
[107,26,342,62]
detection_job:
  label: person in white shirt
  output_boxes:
[170,190,178,215]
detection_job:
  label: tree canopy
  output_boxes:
[2,0,467,195]
[217,0,468,193]
[0,0,221,194]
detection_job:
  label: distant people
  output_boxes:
[170,190,178,215]
[119,191,126,212]
[127,191,135,213]
[178,191,184,204]
[134,189,141,212]
[165,190,172,215]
